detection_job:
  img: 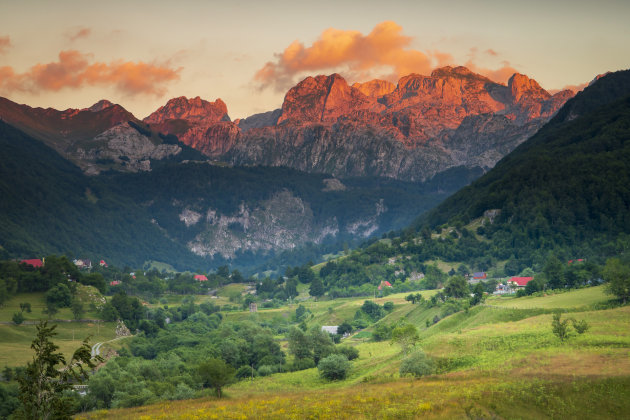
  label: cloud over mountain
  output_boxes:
[254,21,519,91]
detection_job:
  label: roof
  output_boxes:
[321,326,338,334]
[472,272,487,279]
[510,277,534,286]
[21,259,43,268]
[194,274,208,281]
[110,280,121,286]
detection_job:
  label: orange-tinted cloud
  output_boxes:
[0,36,11,54]
[0,50,180,96]
[464,60,519,84]
[255,21,521,91]
[66,27,91,42]
[549,82,588,94]
[255,21,441,91]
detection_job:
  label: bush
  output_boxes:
[317,354,350,381]
[236,365,256,380]
[399,350,435,378]
[12,311,25,325]
[335,346,359,361]
[383,302,394,312]
[290,358,315,371]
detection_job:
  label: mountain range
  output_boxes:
[0,66,583,271]
[143,66,573,181]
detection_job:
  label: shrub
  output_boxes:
[290,358,315,371]
[551,312,571,342]
[236,365,256,380]
[572,319,590,334]
[12,312,24,325]
[383,302,394,312]
[399,350,435,378]
[317,354,350,381]
[335,346,359,361]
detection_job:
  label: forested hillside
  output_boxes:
[413,70,630,269]
[0,120,480,272]
[0,121,205,269]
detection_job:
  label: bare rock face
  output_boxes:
[238,109,282,132]
[277,74,384,124]
[352,79,396,98]
[74,122,181,174]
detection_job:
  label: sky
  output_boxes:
[0,0,628,120]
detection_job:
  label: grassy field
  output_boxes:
[0,289,116,368]
[489,285,609,309]
[75,286,630,419]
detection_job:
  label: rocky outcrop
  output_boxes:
[73,122,181,174]
[352,79,396,98]
[237,109,282,132]
[277,74,384,124]
[144,96,237,155]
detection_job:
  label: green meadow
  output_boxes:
[75,286,630,419]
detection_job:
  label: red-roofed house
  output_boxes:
[194,274,208,282]
[21,259,43,268]
[378,280,392,290]
[110,280,121,286]
[100,260,108,267]
[509,277,534,288]
[472,272,487,280]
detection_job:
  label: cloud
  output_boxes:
[66,27,91,42]
[255,21,441,91]
[464,60,519,84]
[0,36,11,54]
[549,82,588,95]
[254,21,521,91]
[0,50,181,96]
[464,48,518,84]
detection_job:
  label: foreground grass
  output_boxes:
[78,373,630,419]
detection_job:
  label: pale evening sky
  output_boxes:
[0,0,628,119]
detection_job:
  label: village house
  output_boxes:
[21,258,43,268]
[509,277,534,288]
[321,326,338,335]
[194,274,208,282]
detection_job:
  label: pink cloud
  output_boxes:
[0,36,11,54]
[0,50,181,96]
[254,21,521,90]
[66,27,91,42]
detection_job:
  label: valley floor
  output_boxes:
[75,287,630,419]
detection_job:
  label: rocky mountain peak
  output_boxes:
[277,73,381,124]
[87,100,115,112]
[430,65,486,80]
[508,73,550,102]
[144,96,230,125]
